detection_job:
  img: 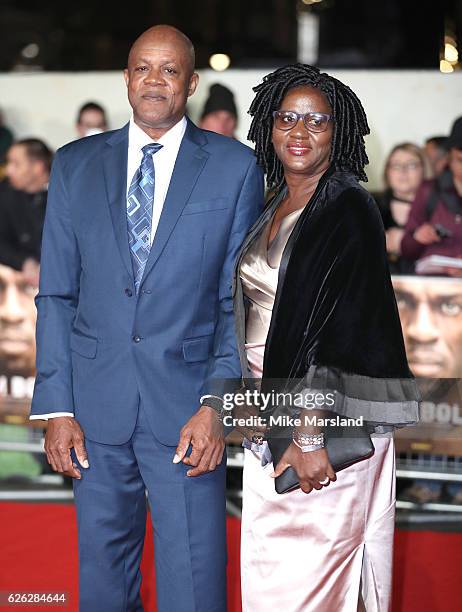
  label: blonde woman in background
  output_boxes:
[374,143,426,274]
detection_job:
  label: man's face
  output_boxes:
[76,109,107,138]
[200,111,236,138]
[393,276,462,378]
[124,33,198,134]
[0,264,37,377]
[5,145,42,192]
[449,148,462,183]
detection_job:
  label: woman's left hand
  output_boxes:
[271,443,337,494]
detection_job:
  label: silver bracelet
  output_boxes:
[293,439,325,453]
[293,430,325,447]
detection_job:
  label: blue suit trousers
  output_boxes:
[72,401,227,612]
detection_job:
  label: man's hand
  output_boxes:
[271,443,336,494]
[413,223,441,245]
[173,406,225,477]
[44,416,89,479]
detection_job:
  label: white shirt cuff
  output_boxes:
[29,412,74,420]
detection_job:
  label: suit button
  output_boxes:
[133,335,141,343]
[143,289,152,294]
[125,288,133,297]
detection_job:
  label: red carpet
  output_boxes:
[1,502,461,612]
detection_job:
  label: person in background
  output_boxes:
[0,158,41,479]
[374,143,425,274]
[0,109,14,169]
[75,101,108,138]
[401,117,462,268]
[199,83,238,138]
[425,136,448,178]
[0,139,52,288]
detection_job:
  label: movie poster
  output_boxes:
[392,275,462,475]
[0,262,41,480]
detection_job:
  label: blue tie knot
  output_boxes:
[142,143,163,158]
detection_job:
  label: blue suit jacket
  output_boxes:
[30,119,264,445]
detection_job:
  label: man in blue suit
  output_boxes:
[30,25,263,612]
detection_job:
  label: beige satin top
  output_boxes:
[240,206,305,347]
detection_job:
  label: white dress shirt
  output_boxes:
[30,116,187,421]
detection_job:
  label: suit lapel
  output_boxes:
[103,123,133,279]
[139,119,209,289]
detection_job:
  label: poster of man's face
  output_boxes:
[0,263,37,378]
[392,275,462,379]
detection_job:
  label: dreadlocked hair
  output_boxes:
[248,63,370,187]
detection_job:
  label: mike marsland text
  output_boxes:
[223,414,365,428]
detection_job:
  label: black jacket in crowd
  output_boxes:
[0,179,47,270]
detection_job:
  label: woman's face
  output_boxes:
[386,149,424,197]
[271,86,333,179]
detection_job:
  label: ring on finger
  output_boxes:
[319,477,330,485]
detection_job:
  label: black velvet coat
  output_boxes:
[232,167,420,429]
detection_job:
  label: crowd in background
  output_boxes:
[1,83,461,288]
[375,122,462,276]
[1,82,462,504]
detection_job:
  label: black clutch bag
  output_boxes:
[268,424,375,494]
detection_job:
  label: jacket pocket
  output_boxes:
[70,331,98,359]
[182,334,214,362]
[181,198,229,216]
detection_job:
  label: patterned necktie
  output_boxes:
[127,143,163,293]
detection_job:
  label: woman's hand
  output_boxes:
[271,442,336,494]
[232,400,269,443]
[413,223,441,245]
[443,265,462,277]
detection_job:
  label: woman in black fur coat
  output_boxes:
[233,64,420,612]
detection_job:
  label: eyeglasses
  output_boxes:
[272,110,333,133]
[388,162,422,172]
